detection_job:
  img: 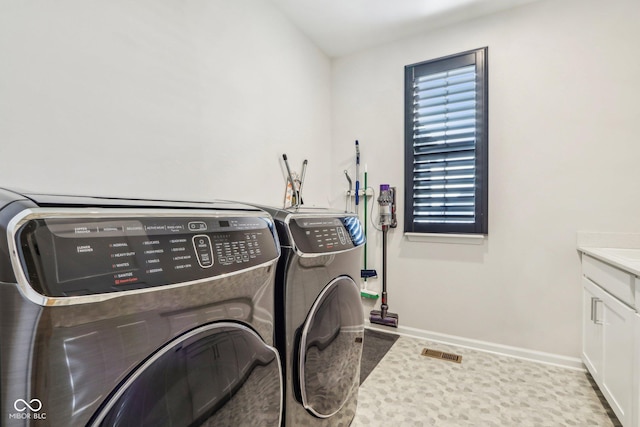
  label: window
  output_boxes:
[404,47,488,235]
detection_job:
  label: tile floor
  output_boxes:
[352,335,621,426]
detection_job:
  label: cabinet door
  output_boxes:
[601,285,635,426]
[634,313,640,427]
[582,278,603,379]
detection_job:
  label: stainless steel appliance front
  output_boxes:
[265,207,365,426]
[0,191,283,426]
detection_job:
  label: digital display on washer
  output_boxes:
[288,217,357,254]
[16,216,278,297]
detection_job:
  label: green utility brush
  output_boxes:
[360,165,379,299]
[360,268,379,299]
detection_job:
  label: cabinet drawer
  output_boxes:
[582,254,634,307]
[636,277,640,312]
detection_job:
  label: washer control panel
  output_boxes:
[16,215,278,297]
[289,216,363,254]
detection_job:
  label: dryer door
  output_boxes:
[298,276,364,418]
[89,323,282,427]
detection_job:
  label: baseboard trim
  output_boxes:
[365,321,585,372]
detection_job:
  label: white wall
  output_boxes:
[0,0,331,206]
[331,0,640,358]
[3,0,639,360]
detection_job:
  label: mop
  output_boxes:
[354,141,360,214]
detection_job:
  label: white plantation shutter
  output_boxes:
[404,48,488,234]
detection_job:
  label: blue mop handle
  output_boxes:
[355,140,360,208]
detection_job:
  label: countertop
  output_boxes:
[577,231,640,277]
[578,246,640,277]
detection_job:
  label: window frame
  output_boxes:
[404,47,488,235]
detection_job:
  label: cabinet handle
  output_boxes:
[591,297,604,325]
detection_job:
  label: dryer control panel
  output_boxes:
[14,214,279,297]
[288,216,363,254]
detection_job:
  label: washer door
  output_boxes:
[298,276,364,418]
[90,323,282,427]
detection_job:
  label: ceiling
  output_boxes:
[267,0,542,57]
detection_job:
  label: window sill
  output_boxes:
[404,232,486,245]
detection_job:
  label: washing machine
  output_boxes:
[263,207,365,427]
[0,188,283,426]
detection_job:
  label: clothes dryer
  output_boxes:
[0,188,283,426]
[264,207,365,426]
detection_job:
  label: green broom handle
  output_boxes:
[363,169,368,275]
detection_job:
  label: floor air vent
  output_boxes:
[421,348,462,364]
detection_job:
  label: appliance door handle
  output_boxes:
[591,297,604,325]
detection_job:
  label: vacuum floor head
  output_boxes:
[370,310,399,328]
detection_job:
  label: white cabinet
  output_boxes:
[581,254,637,426]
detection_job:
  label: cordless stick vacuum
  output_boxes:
[370,184,399,327]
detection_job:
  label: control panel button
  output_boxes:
[336,226,347,245]
[188,221,207,232]
[192,235,214,268]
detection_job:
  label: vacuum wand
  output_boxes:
[380,225,389,318]
[298,159,308,205]
[282,154,298,208]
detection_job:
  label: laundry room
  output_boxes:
[1,0,639,426]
